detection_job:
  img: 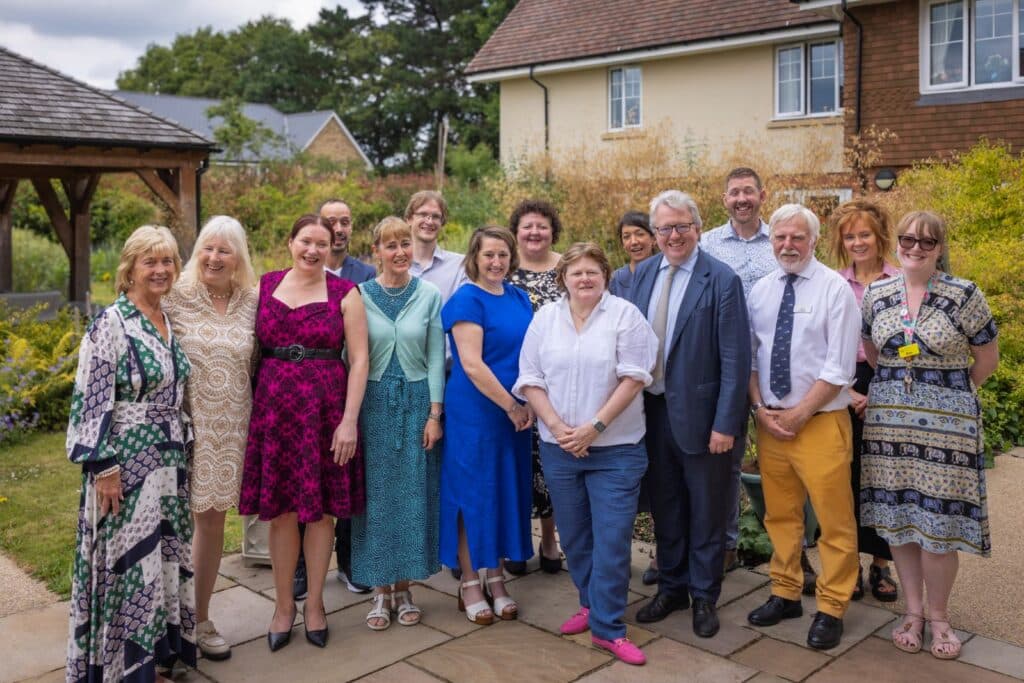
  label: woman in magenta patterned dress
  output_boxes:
[239,214,369,651]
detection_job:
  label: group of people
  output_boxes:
[65,168,998,680]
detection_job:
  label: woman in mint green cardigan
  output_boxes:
[351,216,445,630]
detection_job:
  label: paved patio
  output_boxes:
[5,536,1023,683]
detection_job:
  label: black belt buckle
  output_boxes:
[286,344,306,362]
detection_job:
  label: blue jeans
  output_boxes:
[540,440,647,640]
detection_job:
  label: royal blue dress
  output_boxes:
[440,282,534,569]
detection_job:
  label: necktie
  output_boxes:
[770,273,799,399]
[651,265,678,385]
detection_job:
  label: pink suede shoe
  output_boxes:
[560,607,590,635]
[591,635,646,665]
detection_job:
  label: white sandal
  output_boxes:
[365,592,392,631]
[392,589,422,626]
[485,574,518,620]
[457,579,494,625]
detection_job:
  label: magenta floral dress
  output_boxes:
[239,270,365,522]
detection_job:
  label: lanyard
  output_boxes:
[899,275,933,346]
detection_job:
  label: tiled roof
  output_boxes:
[466,0,830,74]
[0,46,214,150]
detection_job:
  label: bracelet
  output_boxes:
[506,402,520,414]
[428,412,443,422]
[97,464,120,478]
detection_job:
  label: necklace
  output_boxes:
[207,286,232,300]
[379,276,412,298]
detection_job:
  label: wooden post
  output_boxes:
[177,163,198,257]
[0,179,17,292]
[64,175,99,304]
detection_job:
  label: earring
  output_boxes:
[128,279,135,286]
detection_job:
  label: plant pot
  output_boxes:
[740,471,820,547]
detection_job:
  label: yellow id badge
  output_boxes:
[898,343,920,359]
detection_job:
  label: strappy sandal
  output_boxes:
[365,592,392,631]
[392,589,422,626]
[458,579,494,625]
[928,616,962,660]
[868,564,899,602]
[485,574,518,620]
[891,612,924,654]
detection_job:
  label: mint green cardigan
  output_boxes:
[359,278,445,402]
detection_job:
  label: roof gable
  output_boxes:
[0,46,214,150]
[467,0,830,75]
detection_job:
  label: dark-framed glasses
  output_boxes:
[413,211,444,223]
[654,223,695,236]
[897,235,939,251]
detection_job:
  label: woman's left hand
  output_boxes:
[557,423,598,458]
[332,420,359,465]
[422,417,443,450]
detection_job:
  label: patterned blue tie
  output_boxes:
[770,273,799,399]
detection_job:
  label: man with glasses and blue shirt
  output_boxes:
[629,190,750,638]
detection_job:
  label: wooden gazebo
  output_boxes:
[0,46,217,304]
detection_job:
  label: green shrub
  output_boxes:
[12,228,68,292]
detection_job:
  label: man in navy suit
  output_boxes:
[630,190,751,638]
[322,198,377,283]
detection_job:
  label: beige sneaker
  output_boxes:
[196,620,231,660]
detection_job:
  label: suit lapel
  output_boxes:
[633,256,658,312]
[667,250,710,355]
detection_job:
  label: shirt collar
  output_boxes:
[659,247,699,274]
[725,220,769,242]
[839,261,900,285]
[780,256,819,281]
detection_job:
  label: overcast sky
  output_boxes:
[0,0,364,89]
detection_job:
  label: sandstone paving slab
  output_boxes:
[14,668,64,683]
[198,603,450,682]
[623,599,760,657]
[409,584,485,637]
[409,619,609,683]
[729,637,832,681]
[0,601,70,683]
[745,674,791,683]
[563,622,657,650]
[959,635,1024,680]
[806,635,1020,682]
[218,553,276,592]
[419,567,461,597]
[355,661,444,682]
[263,573,372,615]
[512,570,642,636]
[207,585,279,647]
[212,574,237,592]
[718,587,893,655]
[719,568,772,607]
[578,636,757,683]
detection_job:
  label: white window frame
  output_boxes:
[608,66,643,131]
[919,0,1024,93]
[774,40,843,119]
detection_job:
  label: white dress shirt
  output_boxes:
[645,248,699,395]
[514,291,658,447]
[747,257,860,412]
[410,246,468,304]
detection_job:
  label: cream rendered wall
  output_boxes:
[498,44,846,175]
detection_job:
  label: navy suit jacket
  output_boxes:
[629,248,751,454]
[334,255,376,284]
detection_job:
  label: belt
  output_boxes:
[262,345,343,362]
[766,405,831,416]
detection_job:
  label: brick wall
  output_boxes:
[844,0,1024,168]
[305,118,365,166]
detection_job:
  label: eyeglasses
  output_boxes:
[654,223,696,236]
[413,211,444,223]
[897,235,939,251]
[322,216,351,228]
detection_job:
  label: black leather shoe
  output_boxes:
[292,563,308,601]
[267,608,297,652]
[304,605,329,648]
[807,612,843,650]
[539,548,562,574]
[641,566,659,586]
[692,598,720,638]
[747,595,803,626]
[635,592,690,623]
[504,559,528,575]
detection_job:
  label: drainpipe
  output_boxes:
[841,0,863,134]
[528,65,550,155]
[196,157,209,231]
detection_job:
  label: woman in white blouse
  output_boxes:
[514,242,658,666]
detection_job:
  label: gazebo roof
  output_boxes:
[0,45,215,151]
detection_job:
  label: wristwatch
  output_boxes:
[591,418,606,433]
[750,402,766,417]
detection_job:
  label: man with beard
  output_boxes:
[745,204,860,650]
[323,198,376,283]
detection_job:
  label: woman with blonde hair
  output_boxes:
[351,216,445,630]
[66,225,194,682]
[164,215,258,660]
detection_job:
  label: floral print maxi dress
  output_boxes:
[66,294,195,682]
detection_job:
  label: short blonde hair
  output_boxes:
[180,215,257,290]
[827,200,894,268]
[115,225,180,294]
[372,216,412,246]
[555,242,611,291]
[464,225,518,283]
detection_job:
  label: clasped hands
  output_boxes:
[756,406,809,441]
[506,402,534,431]
[550,420,598,458]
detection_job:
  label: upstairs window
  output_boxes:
[609,66,642,129]
[921,0,1024,91]
[775,40,842,118]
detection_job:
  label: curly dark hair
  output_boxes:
[508,199,563,245]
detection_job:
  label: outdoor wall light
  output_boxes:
[874,168,897,191]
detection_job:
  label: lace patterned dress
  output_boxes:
[164,282,257,512]
[66,294,195,682]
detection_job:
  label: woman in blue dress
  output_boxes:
[351,217,445,630]
[441,225,534,625]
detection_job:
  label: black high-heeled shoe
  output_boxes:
[267,606,297,652]
[539,543,562,574]
[304,603,329,648]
